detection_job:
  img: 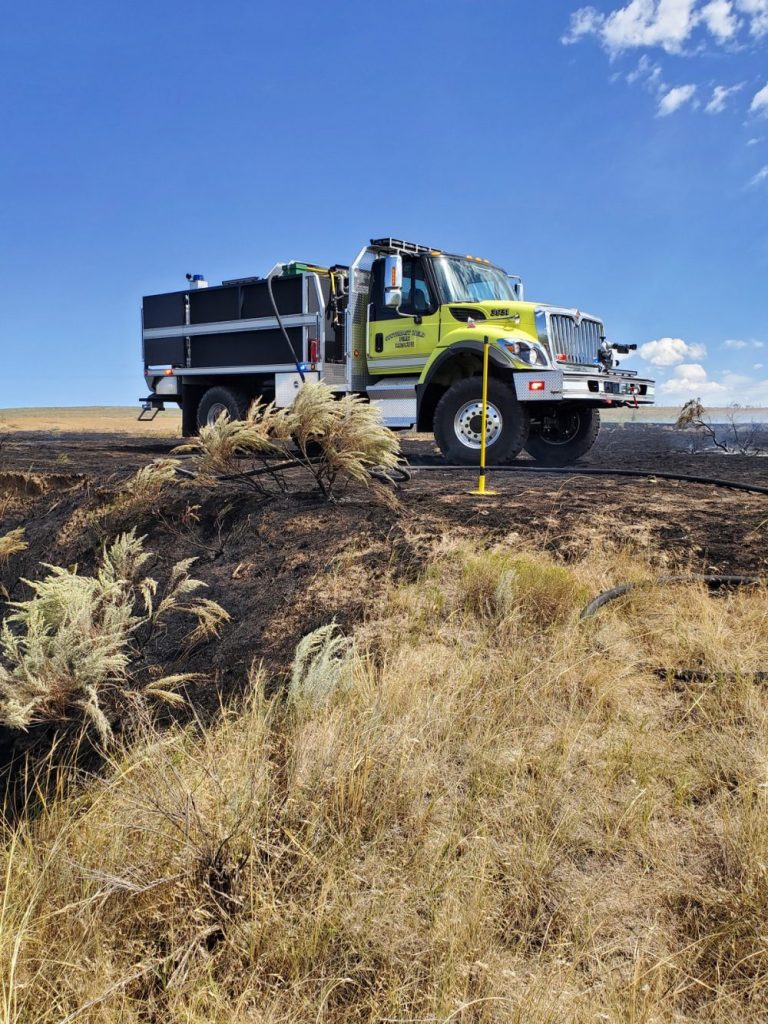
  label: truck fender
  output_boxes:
[418,341,511,388]
[416,341,514,432]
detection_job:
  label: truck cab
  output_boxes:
[140,237,655,466]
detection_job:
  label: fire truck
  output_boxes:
[140,238,655,465]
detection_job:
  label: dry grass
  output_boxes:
[0,530,228,742]
[1,537,767,1022]
[0,407,181,435]
[176,384,401,499]
[0,530,27,564]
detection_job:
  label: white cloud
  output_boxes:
[565,0,768,50]
[661,365,768,403]
[750,82,768,115]
[562,6,606,43]
[724,338,765,347]
[701,0,741,38]
[747,136,762,144]
[736,0,768,37]
[755,362,765,369]
[639,337,707,364]
[718,370,768,403]
[657,84,698,114]
[659,362,728,397]
[705,83,744,112]
[605,0,700,53]
[750,165,768,185]
[627,54,665,89]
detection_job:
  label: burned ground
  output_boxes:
[1,423,766,708]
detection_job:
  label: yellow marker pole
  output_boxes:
[469,335,498,497]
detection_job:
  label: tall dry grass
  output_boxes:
[175,383,400,498]
[1,537,767,1022]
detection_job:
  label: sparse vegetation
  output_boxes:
[176,383,401,498]
[676,398,765,455]
[1,537,767,1022]
[0,530,228,742]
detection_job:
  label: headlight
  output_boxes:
[498,339,550,367]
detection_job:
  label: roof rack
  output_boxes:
[369,238,442,255]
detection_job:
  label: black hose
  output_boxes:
[267,266,305,382]
[653,668,768,684]
[406,462,768,497]
[580,575,764,619]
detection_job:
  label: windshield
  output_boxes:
[430,256,518,303]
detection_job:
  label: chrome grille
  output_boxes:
[549,314,602,367]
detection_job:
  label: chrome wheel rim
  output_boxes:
[454,401,502,450]
[206,402,229,426]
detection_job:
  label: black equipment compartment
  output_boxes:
[142,276,307,369]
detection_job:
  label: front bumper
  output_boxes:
[511,368,655,405]
[562,369,655,404]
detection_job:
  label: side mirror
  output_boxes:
[508,275,524,302]
[383,254,403,308]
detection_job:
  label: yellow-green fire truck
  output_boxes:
[140,237,655,465]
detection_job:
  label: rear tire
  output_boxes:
[196,386,251,430]
[524,406,600,465]
[433,377,530,465]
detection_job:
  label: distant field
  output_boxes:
[0,406,183,435]
[0,404,766,434]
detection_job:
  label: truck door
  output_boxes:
[368,256,440,374]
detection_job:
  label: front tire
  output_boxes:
[196,386,251,430]
[524,406,600,465]
[433,377,530,465]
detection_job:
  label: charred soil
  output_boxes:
[1,422,766,720]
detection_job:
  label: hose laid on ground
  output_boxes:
[654,668,768,684]
[173,458,765,494]
[406,463,768,497]
[580,574,764,620]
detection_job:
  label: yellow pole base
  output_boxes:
[468,476,499,497]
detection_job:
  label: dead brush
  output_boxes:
[176,383,402,500]
[676,398,765,455]
[0,529,229,742]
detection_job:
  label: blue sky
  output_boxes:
[1,0,766,408]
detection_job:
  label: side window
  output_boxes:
[401,259,433,316]
[371,257,434,319]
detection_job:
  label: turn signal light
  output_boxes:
[164,368,174,376]
[528,381,546,392]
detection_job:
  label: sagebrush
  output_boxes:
[0,529,229,741]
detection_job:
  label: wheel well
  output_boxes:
[417,353,513,432]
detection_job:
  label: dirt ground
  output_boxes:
[1,421,766,717]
